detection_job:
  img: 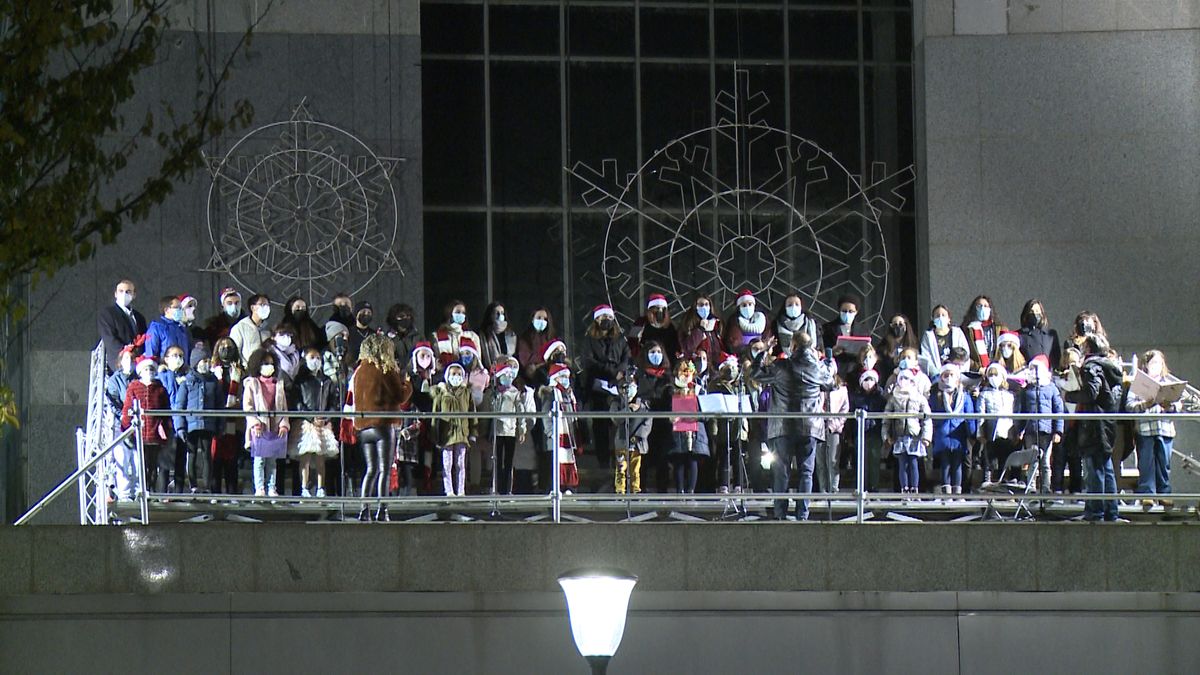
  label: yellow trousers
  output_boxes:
[615,448,643,494]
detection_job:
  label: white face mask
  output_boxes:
[260,364,276,378]
[166,356,183,371]
[116,291,134,309]
[275,335,293,349]
[785,305,802,319]
[1147,360,1164,378]
[447,374,465,388]
[255,305,271,321]
[306,357,322,372]
[988,375,1003,388]
[224,303,240,318]
[1001,345,1014,358]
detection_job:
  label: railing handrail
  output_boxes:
[14,424,137,526]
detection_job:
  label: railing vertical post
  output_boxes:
[133,401,150,525]
[551,399,561,524]
[75,428,88,524]
[855,407,867,524]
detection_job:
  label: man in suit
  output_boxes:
[97,279,148,372]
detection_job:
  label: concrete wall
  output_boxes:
[919,2,1200,485]
[9,0,422,523]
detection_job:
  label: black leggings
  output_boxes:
[359,427,391,499]
[186,431,213,492]
[672,456,699,493]
[495,435,516,494]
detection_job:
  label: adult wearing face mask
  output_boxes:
[1064,310,1108,355]
[627,294,680,362]
[98,279,148,372]
[678,295,724,365]
[478,302,517,371]
[145,295,192,364]
[432,299,481,368]
[325,292,355,330]
[771,293,818,357]
[230,294,273,367]
[919,304,969,379]
[384,302,419,364]
[1016,299,1060,366]
[203,288,244,344]
[962,295,1008,372]
[580,304,632,471]
[178,294,206,345]
[345,300,379,367]
[876,314,919,383]
[722,289,772,354]
[516,306,557,383]
[820,294,869,379]
[635,340,673,493]
[281,296,324,352]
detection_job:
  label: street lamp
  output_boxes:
[557,568,638,675]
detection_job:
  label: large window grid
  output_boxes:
[422,0,914,345]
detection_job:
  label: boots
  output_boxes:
[358,505,372,522]
[376,504,390,522]
[952,485,962,502]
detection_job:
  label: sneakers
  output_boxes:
[254,489,266,497]
[267,489,279,498]
[301,488,312,498]
[315,487,326,498]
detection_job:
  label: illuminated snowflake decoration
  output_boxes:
[568,70,914,335]
[203,100,403,307]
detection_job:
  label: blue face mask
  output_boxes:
[532,318,548,332]
[840,311,856,325]
[696,306,710,320]
[170,307,184,322]
[460,352,474,365]
[648,352,663,366]
[899,358,910,370]
[739,305,754,320]
[933,316,949,331]
[976,305,991,321]
[451,312,466,325]
[785,305,802,319]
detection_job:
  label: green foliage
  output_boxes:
[0,0,268,434]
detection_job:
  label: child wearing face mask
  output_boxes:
[270,327,302,383]
[158,345,190,493]
[614,378,653,494]
[294,347,340,498]
[178,295,206,346]
[995,331,1026,377]
[122,356,173,493]
[243,351,290,498]
[538,363,583,493]
[404,342,438,494]
[636,341,673,493]
[1015,354,1064,494]
[458,337,492,492]
[885,347,932,398]
[977,363,1016,486]
[722,289,771,355]
[1125,350,1200,510]
[208,345,243,495]
[489,358,532,495]
[433,362,478,497]
[882,370,932,497]
[930,364,977,498]
[877,314,919,383]
[852,344,880,394]
[107,342,141,500]
[667,360,710,494]
[963,295,1007,372]
[517,307,557,385]
[818,373,850,494]
[146,295,192,363]
[178,352,222,493]
[707,355,750,494]
[850,369,887,492]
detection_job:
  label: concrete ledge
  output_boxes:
[4,522,1198,596]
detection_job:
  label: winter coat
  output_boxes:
[352,362,411,430]
[158,369,188,436]
[490,385,534,438]
[826,384,850,434]
[1069,354,1124,456]
[1018,325,1061,367]
[145,317,190,363]
[294,368,338,417]
[229,317,271,366]
[1015,381,1064,438]
[179,370,223,434]
[242,376,290,448]
[98,303,147,372]
[722,312,771,354]
[579,333,632,409]
[432,382,477,446]
[881,388,932,447]
[821,318,870,378]
[773,314,818,354]
[976,386,1015,442]
[614,395,653,454]
[678,320,723,364]
[930,387,976,454]
[919,327,969,379]
[629,320,680,361]
[122,380,172,443]
[849,387,887,434]
[749,351,836,441]
[480,329,518,371]
[105,370,130,420]
[669,412,712,457]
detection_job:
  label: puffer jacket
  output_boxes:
[579,333,632,409]
[930,387,976,454]
[490,385,533,437]
[179,370,224,434]
[1015,381,1064,437]
[158,369,188,436]
[749,350,835,441]
[976,386,1015,442]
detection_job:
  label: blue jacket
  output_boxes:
[146,318,191,363]
[158,369,188,436]
[105,370,129,415]
[1015,381,1064,437]
[178,370,224,434]
[849,388,887,433]
[929,388,976,454]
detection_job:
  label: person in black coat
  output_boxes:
[1016,299,1061,367]
[97,279,148,372]
[820,293,870,379]
[579,304,632,471]
[1067,334,1124,522]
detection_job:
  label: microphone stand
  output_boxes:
[721,372,749,520]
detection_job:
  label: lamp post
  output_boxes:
[557,568,638,675]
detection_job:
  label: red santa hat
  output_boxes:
[492,360,517,379]
[720,353,739,370]
[998,331,1021,348]
[178,294,197,308]
[549,363,571,380]
[541,339,567,362]
[219,287,241,302]
[859,368,880,385]
[135,355,157,373]
[592,304,615,321]
[646,294,668,310]
[1030,354,1050,370]
[736,289,755,306]
[458,336,480,357]
[412,341,434,357]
